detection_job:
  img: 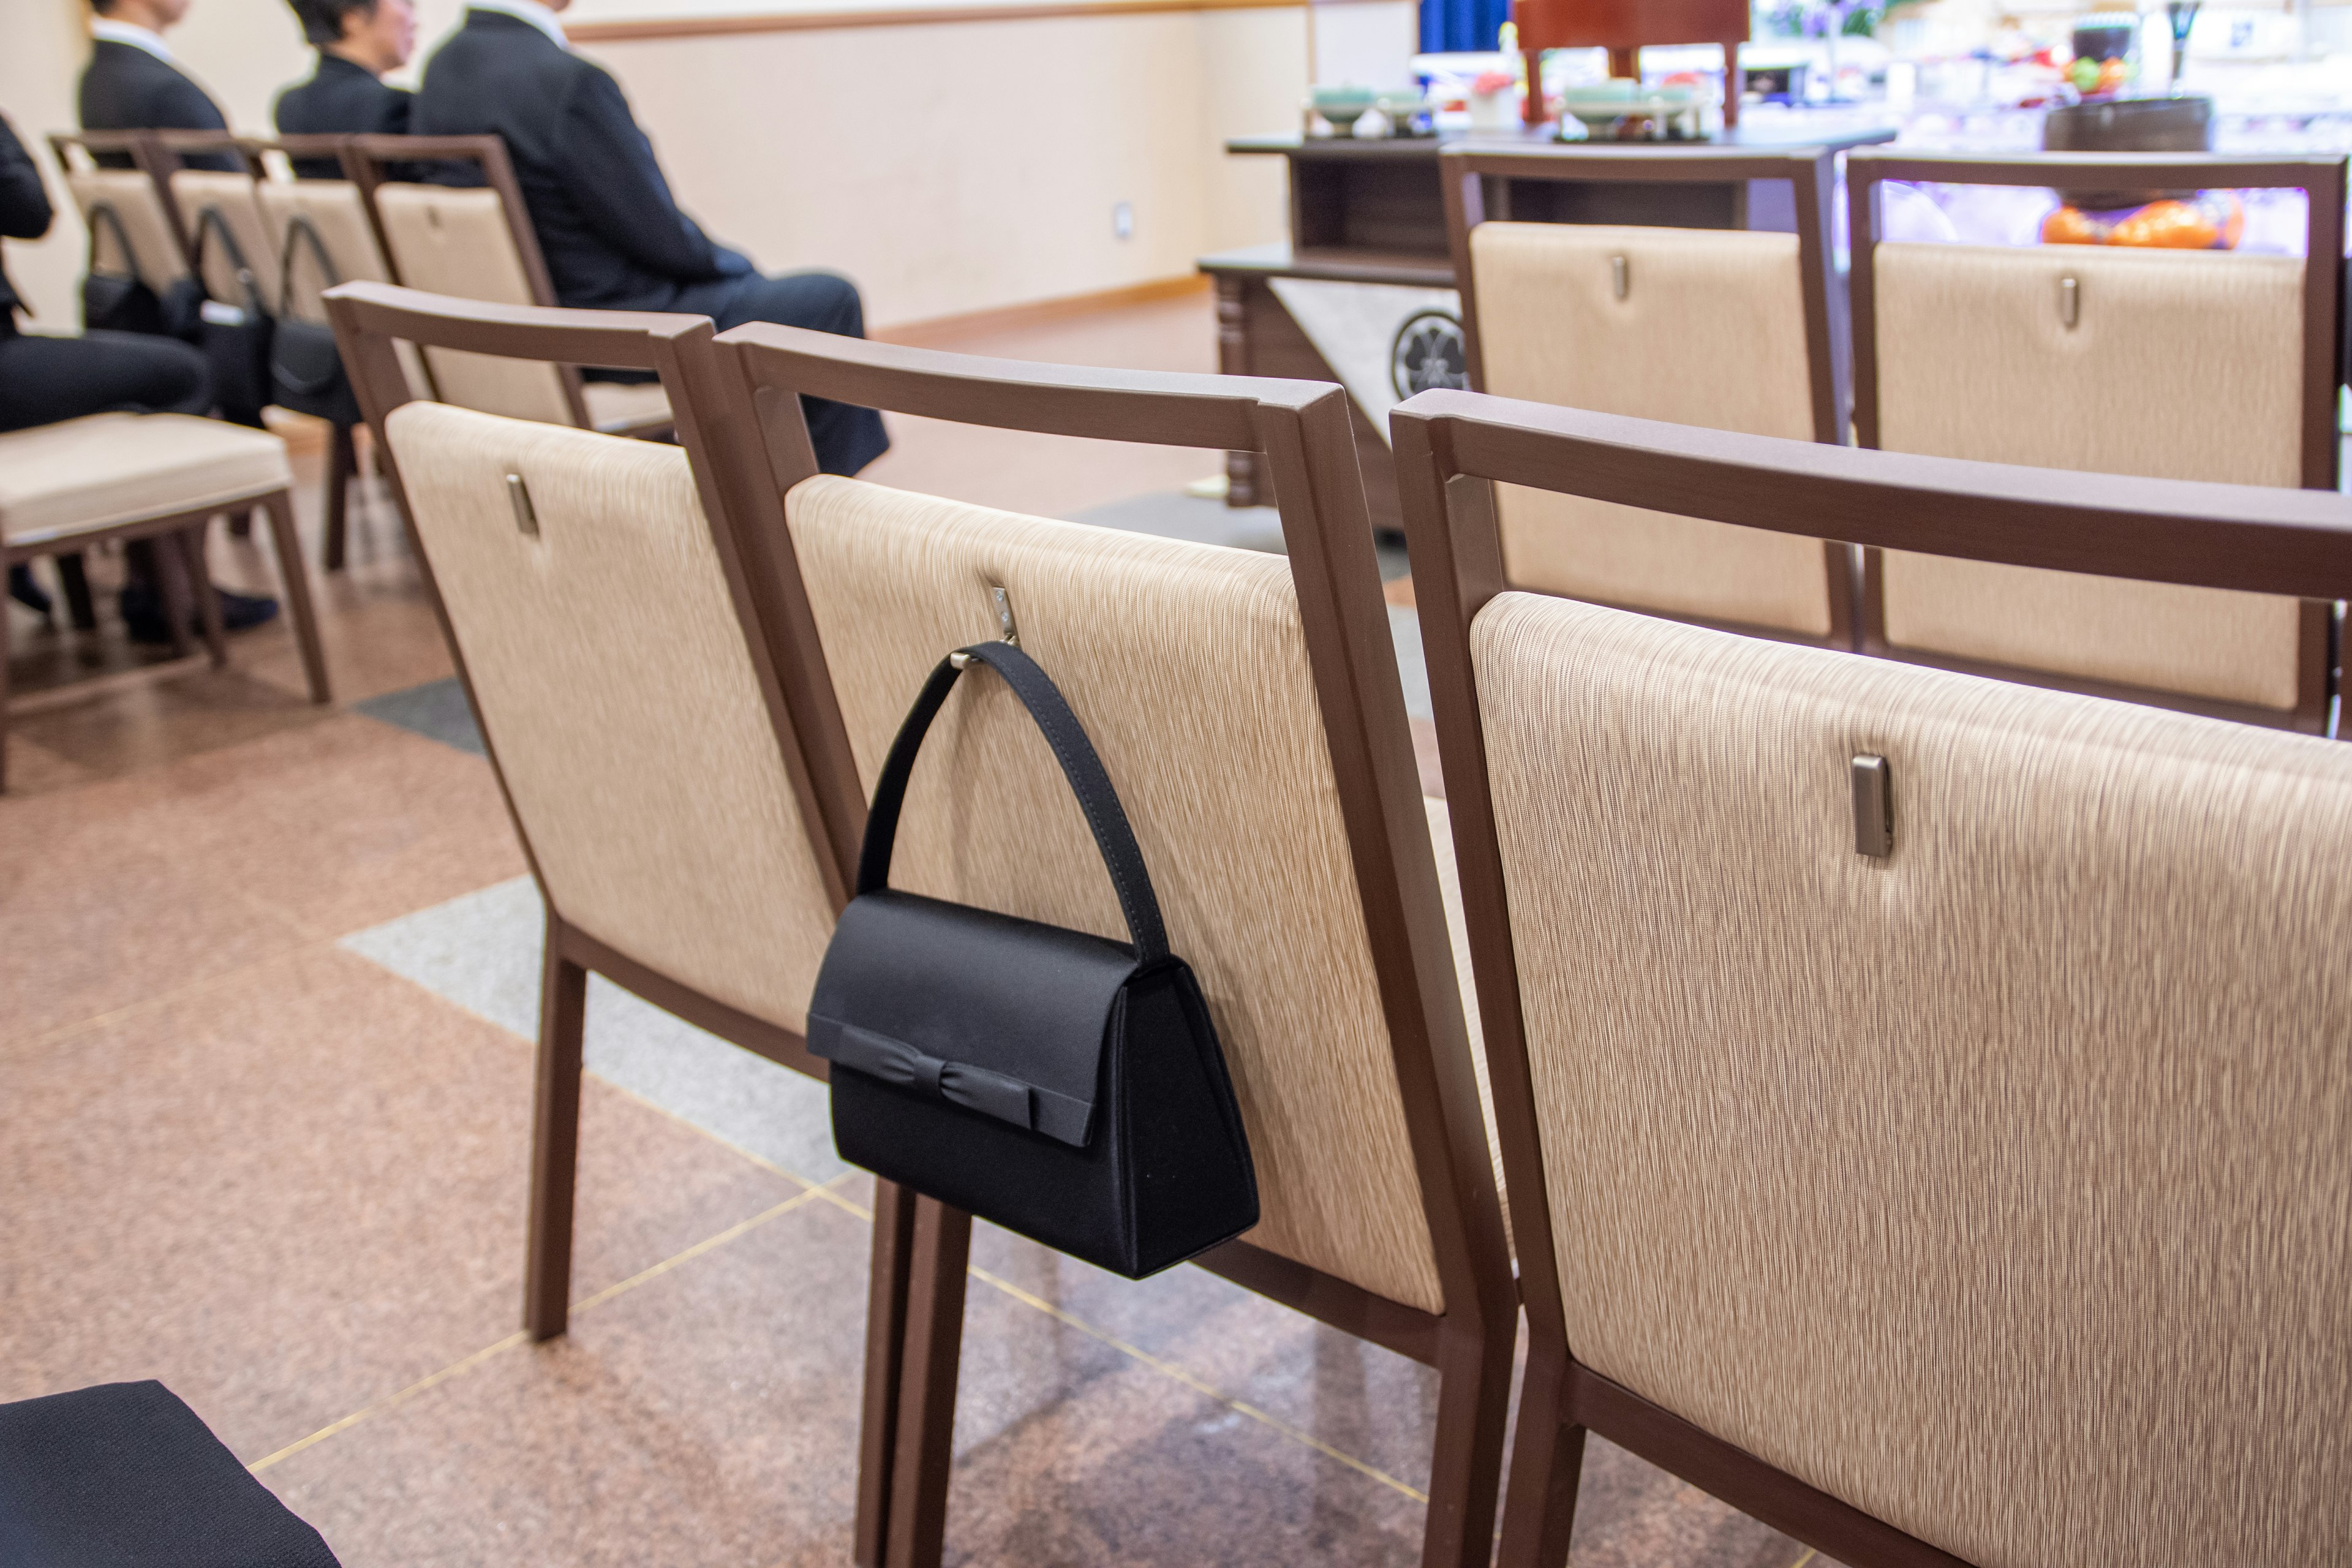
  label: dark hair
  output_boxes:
[286,0,376,45]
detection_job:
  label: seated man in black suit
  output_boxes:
[275,0,415,179]
[78,0,240,172]
[414,0,887,475]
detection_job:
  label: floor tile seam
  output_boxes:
[586,1070,830,1193]
[808,1185,1429,1504]
[567,1178,843,1314]
[963,1261,1431,1506]
[330,935,836,1191]
[0,931,338,1060]
[244,1176,850,1476]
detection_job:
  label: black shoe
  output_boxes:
[120,582,281,645]
[7,564,52,619]
[216,587,279,632]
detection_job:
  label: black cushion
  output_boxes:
[0,1381,339,1568]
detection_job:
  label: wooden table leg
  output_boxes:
[1216,275,1264,508]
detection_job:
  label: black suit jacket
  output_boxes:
[275,53,412,178]
[0,113,57,323]
[413,9,748,310]
[78,39,239,172]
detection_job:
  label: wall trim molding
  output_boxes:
[873,273,1209,347]
[567,0,1378,42]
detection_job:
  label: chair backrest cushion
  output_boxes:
[66,168,188,292]
[383,401,835,1032]
[1873,241,2307,708]
[263,176,432,399]
[170,169,282,315]
[1474,587,2352,1567]
[1471,221,1832,636]
[373,184,574,425]
[787,475,1449,1314]
[258,178,392,322]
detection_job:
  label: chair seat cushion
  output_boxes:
[0,413,291,547]
[583,378,672,435]
[0,1381,339,1567]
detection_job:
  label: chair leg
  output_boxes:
[883,1196,971,1568]
[1496,1353,1587,1568]
[323,423,355,573]
[154,531,194,660]
[1,565,12,791]
[1421,1312,1518,1568]
[854,1180,919,1568]
[57,552,97,632]
[523,925,588,1341]
[260,491,331,703]
[183,526,227,668]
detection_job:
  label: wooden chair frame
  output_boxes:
[48,129,194,263]
[2,481,328,790]
[321,277,883,1493]
[1441,144,1855,649]
[249,134,398,570]
[40,129,191,628]
[143,129,384,565]
[341,135,672,440]
[1846,148,2349,730]
[703,323,1519,1568]
[1392,383,2352,1568]
[262,133,407,298]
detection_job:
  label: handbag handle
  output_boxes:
[189,205,268,317]
[857,639,1169,966]
[275,210,341,324]
[85,200,148,285]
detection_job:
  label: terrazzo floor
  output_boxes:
[3,288,1826,1567]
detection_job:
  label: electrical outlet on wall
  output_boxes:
[1112,201,1135,241]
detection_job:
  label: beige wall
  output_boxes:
[598,6,1305,325]
[1,0,1308,331]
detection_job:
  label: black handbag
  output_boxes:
[185,205,274,429]
[808,639,1259,1280]
[78,202,167,336]
[268,212,363,428]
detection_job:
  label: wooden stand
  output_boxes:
[1197,120,1894,524]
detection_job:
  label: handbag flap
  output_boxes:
[273,318,344,395]
[807,889,1139,1147]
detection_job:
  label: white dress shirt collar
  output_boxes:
[469,0,569,49]
[89,18,176,63]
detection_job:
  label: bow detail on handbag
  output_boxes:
[811,1009,1099,1145]
[824,1021,1033,1128]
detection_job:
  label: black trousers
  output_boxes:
[1,329,216,621]
[0,327,211,433]
[668,270,891,477]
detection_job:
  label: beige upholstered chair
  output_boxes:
[59,165,189,299]
[255,137,427,570]
[166,167,282,318]
[1849,150,2347,729]
[44,132,197,630]
[1396,385,2352,1568]
[1441,146,1853,644]
[709,323,1513,1568]
[347,136,671,438]
[325,278,856,1332]
[0,412,330,788]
